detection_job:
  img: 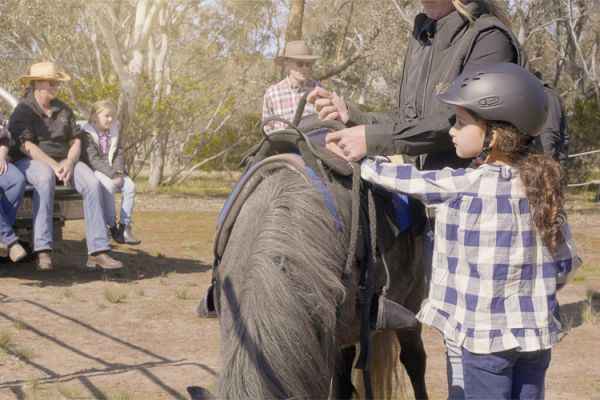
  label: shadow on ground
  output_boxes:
[0,288,216,399]
[0,239,211,287]
[559,290,600,330]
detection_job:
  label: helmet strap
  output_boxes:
[469,124,493,169]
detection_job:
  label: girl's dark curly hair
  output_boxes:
[488,121,566,256]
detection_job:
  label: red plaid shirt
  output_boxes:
[261,77,321,133]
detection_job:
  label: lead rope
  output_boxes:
[355,185,377,400]
[263,97,372,397]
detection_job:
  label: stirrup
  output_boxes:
[196,282,217,318]
[370,294,417,330]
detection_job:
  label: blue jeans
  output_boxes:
[462,348,551,400]
[94,171,136,225]
[15,159,110,254]
[0,164,26,246]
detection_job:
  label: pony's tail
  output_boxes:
[354,330,403,399]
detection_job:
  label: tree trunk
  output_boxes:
[148,6,170,187]
[285,0,304,42]
[95,0,165,171]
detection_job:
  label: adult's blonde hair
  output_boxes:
[88,99,116,123]
[452,0,512,27]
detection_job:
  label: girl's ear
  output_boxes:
[489,131,498,148]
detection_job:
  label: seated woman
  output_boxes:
[0,124,27,262]
[8,61,123,271]
[81,100,141,244]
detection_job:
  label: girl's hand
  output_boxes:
[0,158,7,175]
[112,174,123,189]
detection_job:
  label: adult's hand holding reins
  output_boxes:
[307,87,349,123]
[325,125,367,162]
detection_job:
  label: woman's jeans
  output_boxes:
[0,164,26,246]
[93,172,136,225]
[462,348,551,400]
[15,159,110,254]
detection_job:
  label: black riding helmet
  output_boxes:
[437,62,548,137]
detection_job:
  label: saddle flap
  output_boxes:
[213,154,309,260]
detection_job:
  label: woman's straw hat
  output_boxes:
[19,62,71,86]
[274,40,319,67]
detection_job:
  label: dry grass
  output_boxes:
[103,287,127,304]
[175,289,192,300]
[56,383,83,399]
[97,388,134,400]
[0,331,11,350]
[136,170,240,197]
[13,344,35,361]
[12,321,28,331]
[582,290,600,324]
[26,377,42,399]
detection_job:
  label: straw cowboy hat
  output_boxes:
[19,61,71,86]
[274,40,319,67]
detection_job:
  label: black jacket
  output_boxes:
[8,92,83,162]
[535,83,569,171]
[348,5,527,169]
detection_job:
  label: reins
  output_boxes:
[260,93,362,282]
[262,93,379,400]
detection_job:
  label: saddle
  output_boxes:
[214,128,413,262]
[202,112,415,326]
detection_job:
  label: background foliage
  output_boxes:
[0,0,598,186]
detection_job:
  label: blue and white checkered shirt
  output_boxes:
[361,158,581,354]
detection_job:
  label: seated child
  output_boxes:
[81,100,141,245]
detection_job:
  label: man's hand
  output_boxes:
[307,87,349,123]
[61,159,76,186]
[53,165,65,181]
[325,125,367,162]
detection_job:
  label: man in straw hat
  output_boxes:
[261,40,322,133]
[9,61,123,271]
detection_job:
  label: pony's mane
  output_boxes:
[218,168,349,399]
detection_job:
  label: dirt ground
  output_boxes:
[0,193,598,400]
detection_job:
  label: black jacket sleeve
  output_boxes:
[82,133,118,178]
[539,86,562,156]
[8,103,38,146]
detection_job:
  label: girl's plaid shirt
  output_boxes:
[361,157,581,354]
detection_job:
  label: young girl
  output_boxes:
[361,63,581,399]
[81,100,141,245]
